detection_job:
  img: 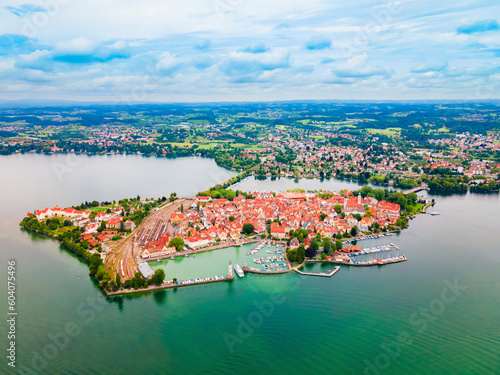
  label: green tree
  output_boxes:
[169,237,185,251]
[334,204,342,214]
[323,238,332,255]
[335,239,343,251]
[310,238,320,251]
[242,223,255,235]
[116,274,121,288]
[151,269,165,286]
[388,192,407,210]
[98,221,106,233]
[229,215,235,221]
[296,245,306,263]
[373,189,386,202]
[224,190,236,201]
[406,192,418,206]
[95,264,108,281]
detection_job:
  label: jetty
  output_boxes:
[104,274,234,296]
[294,266,340,277]
[243,266,291,275]
[348,255,407,266]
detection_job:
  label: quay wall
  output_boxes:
[105,275,234,296]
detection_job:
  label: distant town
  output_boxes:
[2,102,499,194]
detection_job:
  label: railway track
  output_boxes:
[106,199,192,280]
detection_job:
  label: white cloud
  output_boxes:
[54,37,95,55]
[0,0,499,100]
[156,52,182,76]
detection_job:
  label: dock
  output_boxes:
[348,255,407,266]
[243,265,291,274]
[294,266,340,277]
[307,254,407,267]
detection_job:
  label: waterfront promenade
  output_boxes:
[105,274,235,296]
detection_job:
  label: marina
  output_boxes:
[149,242,290,281]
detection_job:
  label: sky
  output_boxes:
[0,0,498,103]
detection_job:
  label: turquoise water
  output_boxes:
[149,242,287,281]
[1,154,499,374]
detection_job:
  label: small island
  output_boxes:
[20,182,433,295]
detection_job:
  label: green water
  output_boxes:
[1,155,499,374]
[150,243,287,281]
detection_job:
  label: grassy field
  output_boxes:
[366,127,401,136]
[163,141,260,151]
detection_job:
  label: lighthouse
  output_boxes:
[228,261,233,278]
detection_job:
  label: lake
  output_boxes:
[0,155,499,374]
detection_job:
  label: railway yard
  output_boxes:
[105,198,193,280]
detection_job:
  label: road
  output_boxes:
[106,198,193,280]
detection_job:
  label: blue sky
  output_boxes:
[0,0,498,102]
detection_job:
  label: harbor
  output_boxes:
[106,239,410,294]
[149,241,291,282]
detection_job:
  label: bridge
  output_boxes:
[403,186,429,195]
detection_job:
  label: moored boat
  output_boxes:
[233,264,244,277]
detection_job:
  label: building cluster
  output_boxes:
[429,133,500,152]
[33,205,135,249]
[167,192,400,250]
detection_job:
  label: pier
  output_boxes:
[243,265,291,275]
[294,266,340,277]
[343,255,407,266]
[105,275,234,296]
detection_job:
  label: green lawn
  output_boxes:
[366,127,401,136]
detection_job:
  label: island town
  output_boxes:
[20,183,430,295]
[12,103,499,295]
